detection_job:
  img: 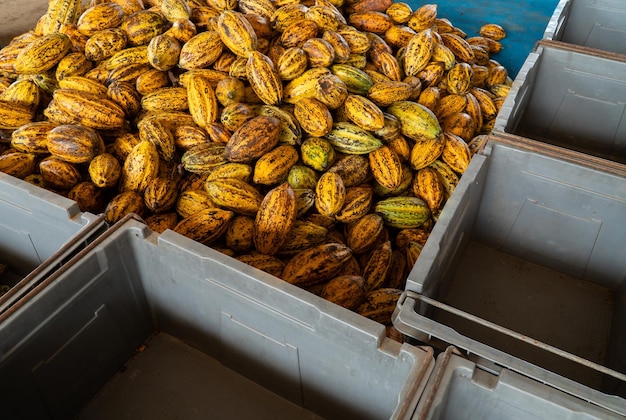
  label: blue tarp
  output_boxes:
[407,0,561,77]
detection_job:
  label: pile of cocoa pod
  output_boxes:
[0,0,511,336]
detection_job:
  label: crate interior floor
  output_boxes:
[75,332,322,420]
[432,241,616,389]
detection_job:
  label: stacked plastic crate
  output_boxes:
[395,0,626,417]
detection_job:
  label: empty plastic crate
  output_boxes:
[0,173,105,315]
[413,347,620,419]
[393,135,626,417]
[0,216,434,419]
[544,0,626,55]
[494,41,626,165]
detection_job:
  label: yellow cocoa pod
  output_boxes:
[180,143,227,173]
[294,97,333,137]
[387,134,411,162]
[52,88,125,130]
[57,76,108,96]
[253,182,297,255]
[215,76,246,107]
[447,62,473,95]
[387,100,441,142]
[300,136,335,172]
[343,94,385,131]
[383,24,415,49]
[480,23,506,41]
[236,253,284,278]
[436,93,467,120]
[67,181,106,213]
[256,105,302,146]
[224,215,255,252]
[220,102,256,132]
[145,212,179,233]
[366,80,412,107]
[135,68,170,96]
[55,52,93,80]
[409,135,445,170]
[277,220,328,256]
[85,28,128,62]
[337,26,370,54]
[204,177,263,215]
[385,248,408,289]
[144,177,179,213]
[186,74,219,129]
[287,165,319,190]
[374,196,430,229]
[302,37,335,68]
[173,208,234,244]
[176,189,215,218]
[0,79,40,113]
[178,30,223,70]
[89,153,122,189]
[305,5,346,32]
[372,50,403,81]
[146,34,181,71]
[369,145,402,190]
[281,242,353,287]
[386,2,412,24]
[407,3,436,31]
[14,34,72,75]
[276,47,308,81]
[141,86,188,112]
[207,162,253,183]
[467,134,489,156]
[0,151,36,178]
[253,144,299,185]
[40,0,82,35]
[120,10,167,46]
[280,19,318,48]
[320,275,366,310]
[291,188,314,217]
[283,67,330,103]
[315,171,345,217]
[107,81,142,117]
[225,115,281,163]
[119,140,160,194]
[440,32,474,63]
[464,92,483,132]
[38,156,81,190]
[322,30,350,64]
[417,61,445,88]
[470,87,498,121]
[362,240,393,291]
[239,0,276,20]
[412,166,444,213]
[105,46,149,70]
[161,0,191,22]
[168,123,207,149]
[47,124,105,164]
[349,11,392,34]
[371,113,402,143]
[347,213,385,254]
[111,132,141,161]
[357,287,402,325]
[271,4,307,32]
[335,184,373,224]
[105,191,146,224]
[441,112,476,142]
[441,132,471,174]
[246,51,283,106]
[10,121,56,154]
[417,85,441,113]
[138,117,176,161]
[166,18,197,42]
[77,3,125,37]
[429,159,459,199]
[216,10,258,58]
[327,154,369,187]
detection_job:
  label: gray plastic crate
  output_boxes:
[393,135,626,417]
[544,0,626,55]
[413,347,619,420]
[494,41,626,165]
[0,215,434,420]
[0,173,105,315]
